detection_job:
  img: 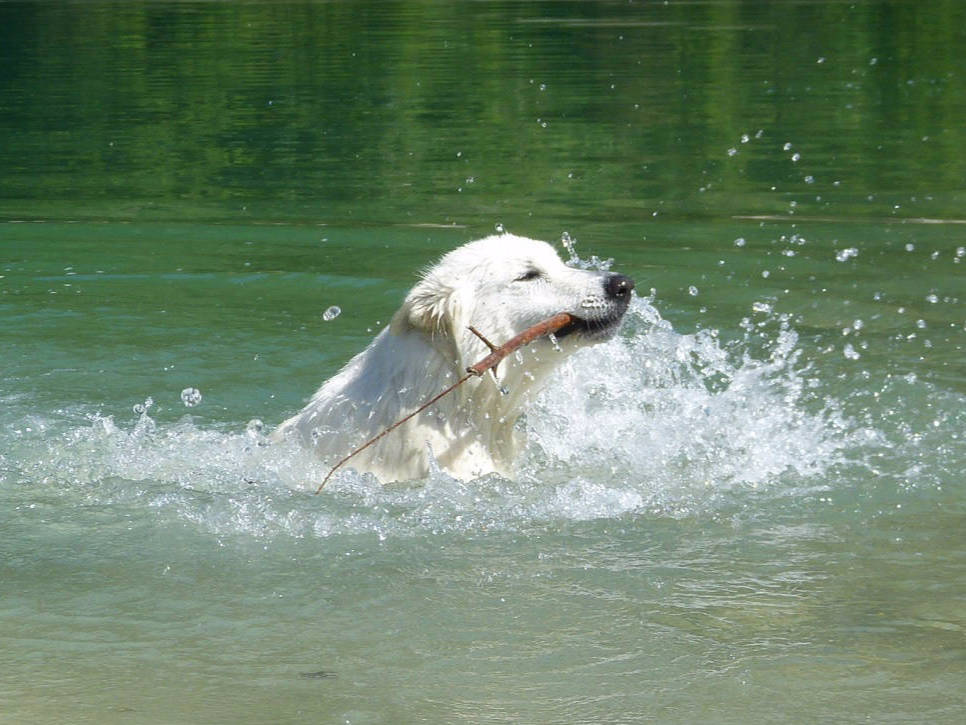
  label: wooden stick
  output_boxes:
[313,373,471,494]
[466,312,573,376]
[468,326,499,352]
[314,312,575,493]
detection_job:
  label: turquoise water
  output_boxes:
[2,2,965,723]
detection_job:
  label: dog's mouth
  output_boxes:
[552,309,626,341]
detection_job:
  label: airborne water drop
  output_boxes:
[180,387,202,407]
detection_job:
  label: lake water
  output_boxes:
[2,1,965,723]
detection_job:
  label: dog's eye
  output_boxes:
[516,269,542,282]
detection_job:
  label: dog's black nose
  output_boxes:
[604,273,635,300]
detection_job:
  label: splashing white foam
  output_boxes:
[524,298,858,502]
[1,293,870,542]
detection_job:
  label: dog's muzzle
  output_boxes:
[555,273,635,341]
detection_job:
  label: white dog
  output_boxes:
[274,234,634,482]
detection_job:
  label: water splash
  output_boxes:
[180,387,203,407]
[2,294,880,542]
[561,231,577,263]
[559,232,614,272]
[524,299,861,504]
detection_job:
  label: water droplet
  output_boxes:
[904,243,915,252]
[727,147,738,157]
[835,247,859,262]
[791,152,801,162]
[561,231,577,260]
[246,418,264,435]
[783,142,793,151]
[688,285,699,296]
[734,237,746,247]
[843,343,861,360]
[180,387,202,407]
[132,397,153,415]
[495,222,506,234]
[804,175,815,184]
[322,305,341,321]
[925,293,938,304]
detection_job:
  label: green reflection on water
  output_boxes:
[2,0,965,226]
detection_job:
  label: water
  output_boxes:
[2,2,965,723]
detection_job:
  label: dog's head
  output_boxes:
[396,234,634,370]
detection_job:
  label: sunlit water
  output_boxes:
[5,294,865,538]
[3,245,963,722]
[3,0,966,722]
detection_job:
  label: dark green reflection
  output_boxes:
[1,1,965,223]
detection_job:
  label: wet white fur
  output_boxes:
[274,234,626,482]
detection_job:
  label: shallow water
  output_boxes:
[3,1,966,723]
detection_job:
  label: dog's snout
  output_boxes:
[604,273,635,300]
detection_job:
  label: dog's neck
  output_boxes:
[292,317,569,482]
[372,320,558,470]
[428,331,564,466]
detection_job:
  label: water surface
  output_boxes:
[2,2,965,723]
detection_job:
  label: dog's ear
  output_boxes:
[391,268,482,375]
[395,275,471,338]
